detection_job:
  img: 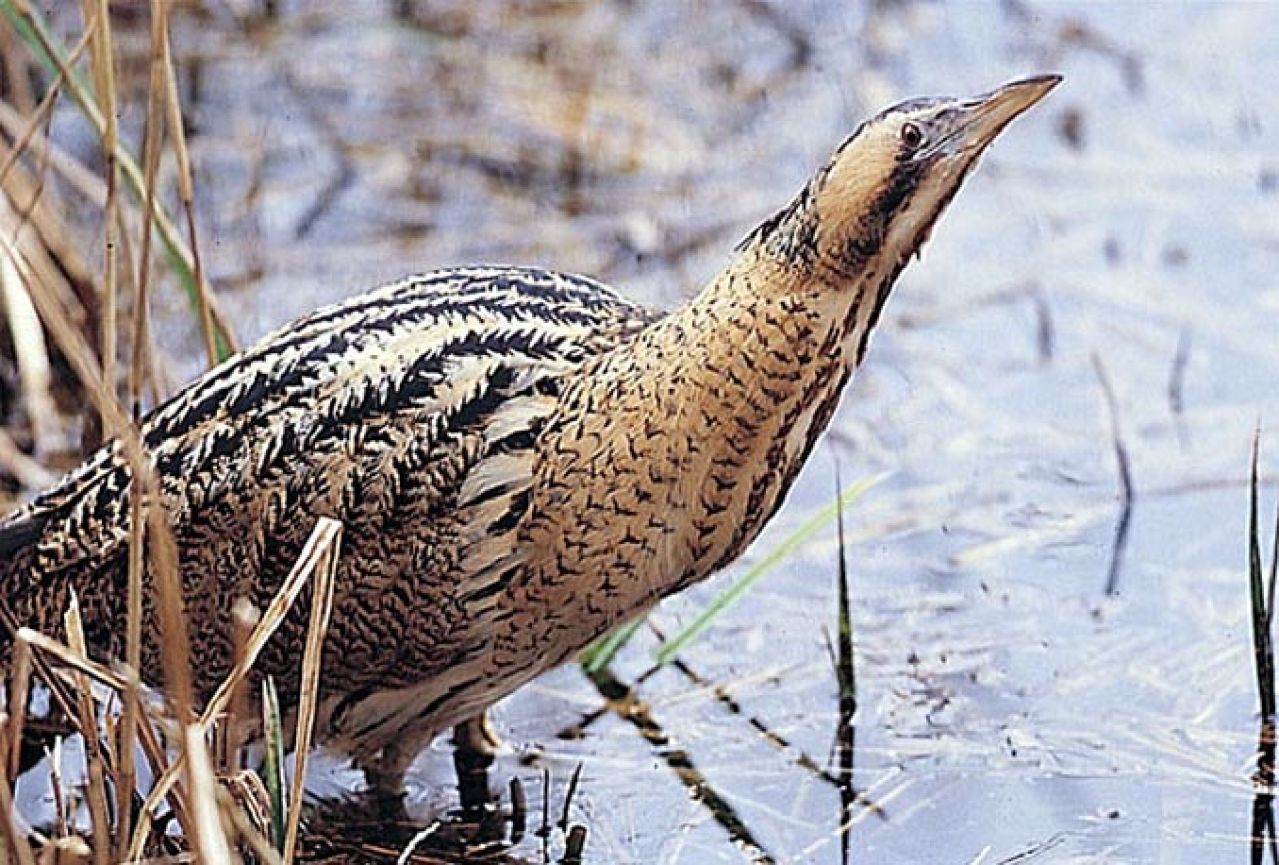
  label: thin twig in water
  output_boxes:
[1092,353,1133,596]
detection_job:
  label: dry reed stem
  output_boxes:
[0,21,34,114]
[118,480,145,862]
[0,197,60,456]
[115,3,148,855]
[62,597,110,865]
[154,2,217,369]
[0,151,93,326]
[132,0,168,428]
[217,781,281,865]
[220,601,259,773]
[182,727,232,865]
[14,630,127,694]
[0,23,94,193]
[0,716,38,865]
[0,103,107,207]
[5,639,32,779]
[84,0,120,436]
[282,519,341,865]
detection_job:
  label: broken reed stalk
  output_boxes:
[0,716,38,865]
[4,634,31,779]
[184,725,233,865]
[221,600,261,773]
[282,520,341,865]
[63,596,112,865]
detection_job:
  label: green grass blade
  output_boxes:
[833,467,856,710]
[1249,431,1276,721]
[655,472,886,666]
[261,676,287,853]
[581,616,645,674]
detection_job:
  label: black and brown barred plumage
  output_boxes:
[0,77,1058,799]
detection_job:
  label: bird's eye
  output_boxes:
[900,122,924,150]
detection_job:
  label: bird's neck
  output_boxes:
[518,245,898,650]
[633,245,887,588]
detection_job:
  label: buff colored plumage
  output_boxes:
[0,76,1059,802]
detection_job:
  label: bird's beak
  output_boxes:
[957,74,1062,152]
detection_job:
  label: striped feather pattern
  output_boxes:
[0,78,1049,794]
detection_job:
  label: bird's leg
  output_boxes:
[361,727,435,820]
[451,711,502,814]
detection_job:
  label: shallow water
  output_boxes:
[30,1,1279,862]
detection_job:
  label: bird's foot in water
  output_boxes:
[451,713,502,815]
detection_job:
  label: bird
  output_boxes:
[0,75,1059,808]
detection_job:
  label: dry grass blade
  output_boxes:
[0,102,107,208]
[5,637,32,778]
[283,518,341,865]
[15,628,127,693]
[0,21,94,192]
[154,0,217,369]
[62,595,111,865]
[117,441,146,860]
[0,716,38,865]
[84,0,121,433]
[0,202,61,456]
[183,726,233,865]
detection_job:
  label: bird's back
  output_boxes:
[0,265,658,705]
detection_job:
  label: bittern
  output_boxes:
[0,76,1059,805]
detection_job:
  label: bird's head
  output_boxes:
[744,75,1061,283]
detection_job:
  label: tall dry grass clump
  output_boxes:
[0,3,334,863]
